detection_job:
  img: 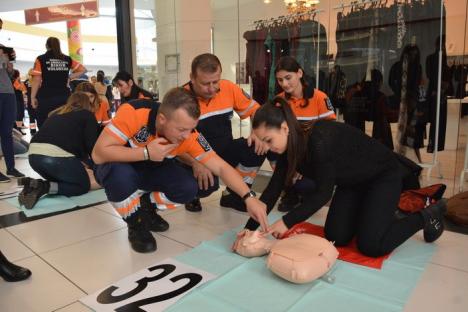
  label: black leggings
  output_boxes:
[324,168,424,257]
[29,154,90,196]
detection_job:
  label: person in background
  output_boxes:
[111,85,121,113]
[112,70,156,102]
[24,69,38,134]
[10,68,26,134]
[96,69,113,104]
[75,81,111,128]
[0,17,25,181]
[30,37,87,127]
[18,92,100,209]
[181,53,268,212]
[272,56,336,212]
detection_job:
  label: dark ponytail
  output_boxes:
[252,96,306,186]
[46,37,63,59]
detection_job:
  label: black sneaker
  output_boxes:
[127,224,157,253]
[139,193,170,232]
[420,199,447,243]
[18,179,49,209]
[278,189,301,212]
[185,198,202,212]
[220,190,246,212]
[0,172,10,183]
[6,168,25,178]
[148,212,170,232]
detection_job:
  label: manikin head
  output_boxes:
[234,230,275,257]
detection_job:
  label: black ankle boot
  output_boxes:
[185,197,202,212]
[139,194,169,232]
[0,251,32,282]
[125,211,157,253]
[420,199,448,243]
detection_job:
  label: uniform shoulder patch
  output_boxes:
[134,126,150,143]
[197,133,212,152]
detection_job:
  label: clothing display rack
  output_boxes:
[460,139,468,192]
[251,8,325,90]
[333,0,445,182]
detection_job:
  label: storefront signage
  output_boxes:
[24,0,99,25]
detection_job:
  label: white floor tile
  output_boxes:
[429,230,468,273]
[55,301,92,312]
[0,256,85,312]
[0,229,34,261]
[7,208,126,254]
[41,228,190,294]
[0,202,19,217]
[404,263,468,312]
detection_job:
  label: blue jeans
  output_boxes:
[29,154,90,196]
[0,93,17,170]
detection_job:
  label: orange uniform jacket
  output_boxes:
[184,80,259,141]
[105,99,215,164]
[278,89,336,121]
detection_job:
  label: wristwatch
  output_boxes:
[242,190,256,202]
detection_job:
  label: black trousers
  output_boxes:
[324,168,424,257]
[36,93,69,127]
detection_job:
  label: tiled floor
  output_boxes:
[1,160,468,311]
[1,113,468,311]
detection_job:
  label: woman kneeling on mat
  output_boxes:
[241,96,446,257]
[18,92,101,209]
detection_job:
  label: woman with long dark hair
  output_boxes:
[240,97,446,257]
[30,37,87,127]
[272,56,336,212]
[18,92,100,209]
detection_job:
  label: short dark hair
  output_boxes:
[191,53,222,77]
[112,71,133,85]
[160,87,200,119]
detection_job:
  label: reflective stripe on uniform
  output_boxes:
[110,189,145,218]
[237,100,257,117]
[199,108,233,120]
[150,191,180,210]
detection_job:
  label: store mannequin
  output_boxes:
[234,230,338,284]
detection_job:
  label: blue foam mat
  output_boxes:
[169,224,434,312]
[4,189,108,217]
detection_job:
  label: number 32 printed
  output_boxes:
[96,263,203,312]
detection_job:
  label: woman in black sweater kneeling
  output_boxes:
[244,96,446,257]
[19,92,100,209]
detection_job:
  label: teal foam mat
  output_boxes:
[4,189,107,217]
[169,225,434,312]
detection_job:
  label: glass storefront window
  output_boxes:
[134,1,158,97]
[134,0,466,198]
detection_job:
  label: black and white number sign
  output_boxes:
[80,258,216,311]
